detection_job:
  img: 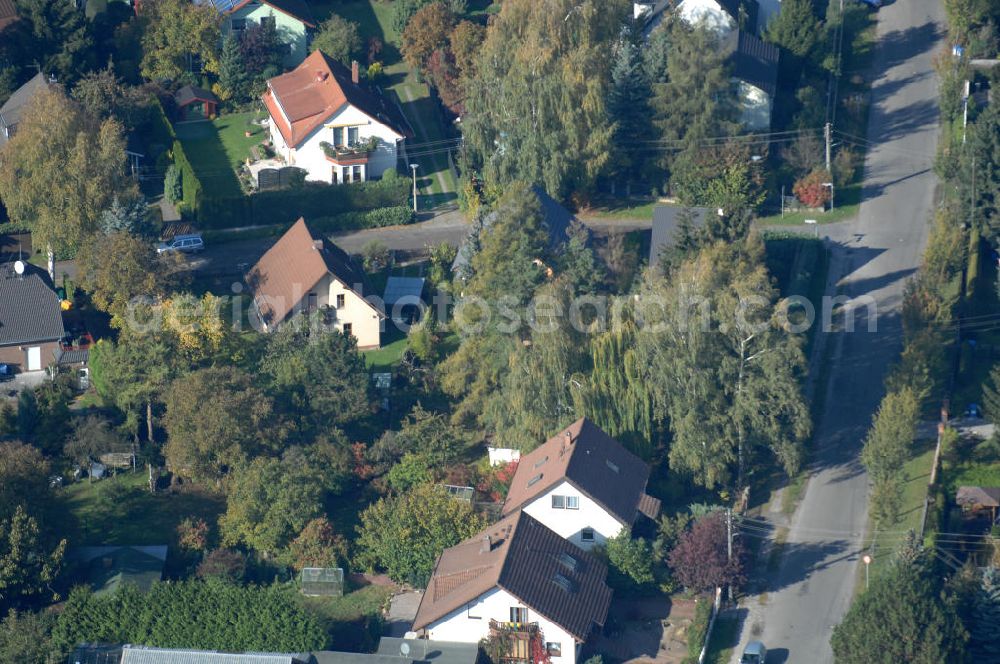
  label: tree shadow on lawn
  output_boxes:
[175,120,247,200]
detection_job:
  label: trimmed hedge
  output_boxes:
[311,206,414,233]
[194,175,410,228]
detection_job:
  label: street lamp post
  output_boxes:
[409,163,419,213]
[863,554,872,590]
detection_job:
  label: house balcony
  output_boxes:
[320,137,378,166]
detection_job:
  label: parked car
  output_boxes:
[741,641,767,664]
[966,403,983,419]
[0,363,12,382]
[156,233,204,254]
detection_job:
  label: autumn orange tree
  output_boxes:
[793,168,833,208]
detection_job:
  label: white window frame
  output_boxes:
[565,495,579,510]
[545,642,562,657]
[551,495,565,509]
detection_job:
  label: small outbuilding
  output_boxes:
[956,485,1000,521]
[174,85,219,121]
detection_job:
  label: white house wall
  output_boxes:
[735,80,772,131]
[521,480,625,551]
[676,0,736,36]
[321,274,382,349]
[424,587,581,664]
[279,104,402,184]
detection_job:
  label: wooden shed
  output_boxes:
[956,485,1000,521]
[174,85,219,121]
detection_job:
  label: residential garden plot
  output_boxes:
[174,112,266,199]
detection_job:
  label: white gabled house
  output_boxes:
[262,50,412,185]
[246,218,385,349]
[411,511,613,664]
[502,418,661,551]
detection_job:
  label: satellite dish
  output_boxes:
[400,643,411,657]
[13,260,25,275]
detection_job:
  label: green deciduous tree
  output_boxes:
[355,483,487,586]
[603,529,656,592]
[163,367,279,482]
[262,322,371,438]
[220,455,326,555]
[636,239,811,489]
[64,415,127,472]
[79,232,169,327]
[0,609,55,664]
[0,88,130,256]
[313,14,362,66]
[287,517,348,571]
[71,67,151,130]
[831,552,967,663]
[462,0,629,198]
[139,0,221,82]
[0,442,50,524]
[861,387,919,527]
[0,505,66,611]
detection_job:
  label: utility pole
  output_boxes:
[726,508,733,603]
[824,122,832,172]
[409,163,419,213]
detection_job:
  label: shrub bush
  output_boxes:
[307,206,413,233]
[684,597,713,663]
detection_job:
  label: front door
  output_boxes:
[26,346,41,371]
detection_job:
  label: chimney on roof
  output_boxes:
[560,430,573,456]
[316,70,328,83]
[481,534,491,554]
[313,239,324,251]
[351,60,360,84]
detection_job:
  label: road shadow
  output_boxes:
[764,539,854,593]
[877,22,945,71]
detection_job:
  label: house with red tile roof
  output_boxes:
[502,418,661,551]
[246,218,384,347]
[263,50,412,185]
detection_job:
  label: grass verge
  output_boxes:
[703,613,741,664]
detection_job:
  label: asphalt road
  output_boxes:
[732,0,944,661]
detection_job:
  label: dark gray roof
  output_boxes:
[0,72,51,146]
[307,654,410,664]
[376,639,479,664]
[55,347,89,365]
[174,84,219,108]
[452,186,574,279]
[383,277,425,307]
[723,30,779,97]
[121,647,299,664]
[0,261,65,346]
[503,418,658,526]
[649,205,710,266]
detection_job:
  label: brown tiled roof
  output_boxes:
[956,486,1000,508]
[247,217,382,327]
[263,50,412,149]
[412,511,612,641]
[502,418,659,525]
[0,0,17,31]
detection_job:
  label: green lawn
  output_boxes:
[175,112,265,199]
[58,472,226,548]
[863,439,937,578]
[302,584,392,623]
[580,201,657,220]
[362,327,408,372]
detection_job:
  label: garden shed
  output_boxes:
[174,85,219,121]
[956,485,1000,521]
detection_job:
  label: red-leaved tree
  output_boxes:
[793,168,833,209]
[668,511,744,592]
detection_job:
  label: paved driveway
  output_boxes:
[731,0,945,661]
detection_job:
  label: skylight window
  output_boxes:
[552,574,576,593]
[527,473,543,487]
[534,456,549,469]
[606,459,620,473]
[557,552,578,572]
